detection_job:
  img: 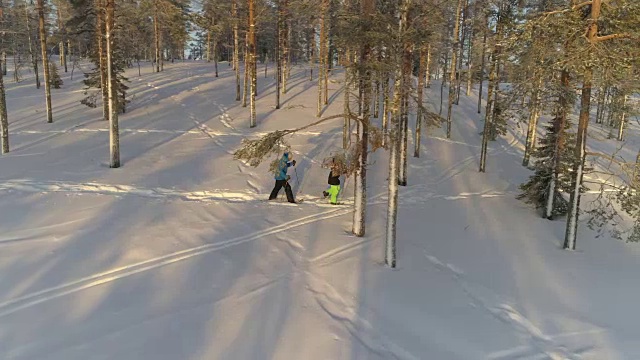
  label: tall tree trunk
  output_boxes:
[153,1,160,73]
[382,71,390,146]
[564,69,591,249]
[97,0,108,121]
[477,15,488,114]
[249,0,257,128]
[353,0,373,238]
[105,0,119,168]
[425,43,431,88]
[308,27,315,81]
[465,0,473,96]
[322,2,329,105]
[455,0,467,105]
[595,85,606,124]
[386,0,411,268]
[37,0,52,123]
[213,36,218,77]
[343,50,350,149]
[565,0,602,250]
[317,0,328,117]
[479,50,497,173]
[233,0,240,100]
[281,0,288,94]
[439,51,447,116]
[398,30,412,185]
[398,88,409,185]
[242,32,249,107]
[57,8,67,73]
[0,57,8,154]
[373,52,381,119]
[276,0,281,109]
[24,2,40,89]
[545,70,570,220]
[414,46,425,158]
[617,94,627,141]
[206,31,211,62]
[522,78,542,167]
[446,0,463,139]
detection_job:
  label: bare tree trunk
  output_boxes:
[465,1,474,96]
[308,27,314,81]
[57,7,67,72]
[242,33,249,107]
[386,71,401,268]
[317,0,327,117]
[398,87,409,185]
[522,79,541,167]
[213,34,218,77]
[545,70,570,220]
[322,2,329,105]
[617,94,628,141]
[343,50,350,149]
[595,85,606,124]
[382,71,390,146]
[37,0,52,123]
[0,57,8,154]
[24,3,41,89]
[233,0,240,100]
[477,15,488,114]
[105,0,119,168]
[281,0,288,94]
[455,0,467,105]
[276,0,281,109]
[439,51,447,116]
[154,1,160,73]
[479,51,497,173]
[353,0,373,238]
[414,46,425,158]
[249,0,257,128]
[206,31,211,62]
[425,43,431,88]
[564,69,591,249]
[374,52,381,119]
[97,0,108,121]
[446,0,463,139]
[565,0,602,250]
[386,0,411,268]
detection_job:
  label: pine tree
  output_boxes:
[518,117,578,219]
[49,62,63,88]
[36,0,52,123]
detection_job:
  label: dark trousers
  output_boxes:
[269,180,295,203]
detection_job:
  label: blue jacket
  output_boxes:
[275,153,293,180]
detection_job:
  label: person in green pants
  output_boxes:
[322,162,341,205]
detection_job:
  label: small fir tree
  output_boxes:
[518,116,579,218]
[49,63,63,88]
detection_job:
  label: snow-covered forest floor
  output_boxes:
[1,60,639,359]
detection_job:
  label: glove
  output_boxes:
[292,160,297,166]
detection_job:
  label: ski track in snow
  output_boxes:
[305,272,420,360]
[423,252,585,360]
[0,179,512,206]
[0,207,353,318]
[11,128,323,138]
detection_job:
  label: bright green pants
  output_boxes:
[327,185,341,204]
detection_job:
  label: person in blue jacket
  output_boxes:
[268,151,297,203]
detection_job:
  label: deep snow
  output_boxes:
[0,59,639,360]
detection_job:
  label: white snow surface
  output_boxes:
[1,60,639,360]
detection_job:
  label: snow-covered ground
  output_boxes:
[1,60,639,360]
